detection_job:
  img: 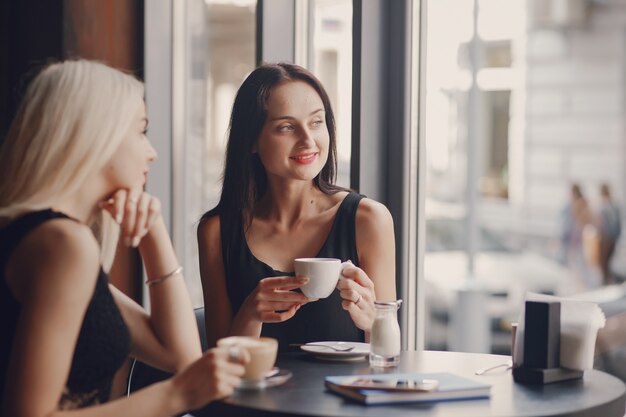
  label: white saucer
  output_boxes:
[238,367,292,390]
[300,341,370,361]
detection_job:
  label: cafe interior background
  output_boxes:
[3,0,626,383]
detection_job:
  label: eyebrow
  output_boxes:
[269,108,325,122]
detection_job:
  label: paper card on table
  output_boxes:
[324,372,490,405]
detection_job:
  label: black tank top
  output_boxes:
[0,210,131,409]
[221,192,365,351]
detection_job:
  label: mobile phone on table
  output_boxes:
[341,377,439,392]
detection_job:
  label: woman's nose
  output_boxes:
[298,127,315,145]
[147,142,158,162]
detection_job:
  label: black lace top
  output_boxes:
[0,210,131,409]
[220,192,365,352]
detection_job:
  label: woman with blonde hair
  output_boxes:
[0,60,247,417]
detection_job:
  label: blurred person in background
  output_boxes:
[560,183,599,289]
[597,184,621,285]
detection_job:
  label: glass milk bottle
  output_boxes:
[369,300,402,367]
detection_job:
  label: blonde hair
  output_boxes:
[0,60,144,270]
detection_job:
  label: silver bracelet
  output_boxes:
[145,266,183,287]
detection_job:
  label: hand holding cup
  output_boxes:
[242,276,310,324]
[294,258,353,300]
[169,346,249,411]
[336,265,376,332]
[217,336,278,389]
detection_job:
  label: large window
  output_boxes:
[148,0,626,381]
[176,0,257,307]
[308,0,353,188]
[423,0,626,355]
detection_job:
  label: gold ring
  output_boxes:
[128,197,139,204]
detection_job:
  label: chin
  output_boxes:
[294,166,323,181]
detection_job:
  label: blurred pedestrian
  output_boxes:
[597,184,621,285]
[560,184,599,288]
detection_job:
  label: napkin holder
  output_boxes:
[512,301,583,384]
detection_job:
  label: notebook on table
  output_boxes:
[324,372,491,405]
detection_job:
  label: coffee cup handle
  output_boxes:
[339,260,353,279]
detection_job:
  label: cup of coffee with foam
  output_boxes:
[217,336,278,389]
[294,258,353,300]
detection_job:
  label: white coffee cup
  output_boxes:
[294,258,353,300]
[217,336,278,381]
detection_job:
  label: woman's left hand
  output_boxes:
[100,188,162,247]
[336,266,376,332]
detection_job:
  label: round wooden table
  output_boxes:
[192,350,626,417]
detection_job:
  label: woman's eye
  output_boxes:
[278,125,294,132]
[312,120,324,128]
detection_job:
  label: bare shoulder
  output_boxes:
[356,197,394,230]
[332,190,350,204]
[197,214,221,244]
[34,218,99,255]
[197,214,224,271]
[8,218,100,301]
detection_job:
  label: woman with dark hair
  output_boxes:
[198,63,396,350]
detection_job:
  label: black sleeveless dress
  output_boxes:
[0,210,131,409]
[221,192,365,351]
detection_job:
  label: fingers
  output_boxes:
[339,288,363,306]
[99,189,162,247]
[123,189,141,242]
[336,269,377,331]
[145,197,161,231]
[131,193,150,242]
[259,275,309,291]
[175,348,248,408]
[257,300,304,311]
[337,268,376,330]
[341,298,367,313]
[256,277,310,304]
[99,189,126,224]
[254,276,308,323]
[217,345,251,366]
[259,303,300,323]
[339,266,375,290]
[338,274,372,305]
[205,348,248,393]
[243,276,311,324]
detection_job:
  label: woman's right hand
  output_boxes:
[241,276,311,323]
[100,188,162,247]
[170,346,249,411]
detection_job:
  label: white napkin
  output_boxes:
[513,292,605,371]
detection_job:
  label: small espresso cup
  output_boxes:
[294,258,353,300]
[217,336,278,382]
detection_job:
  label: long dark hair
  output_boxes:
[201,62,346,238]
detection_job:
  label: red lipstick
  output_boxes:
[289,152,318,165]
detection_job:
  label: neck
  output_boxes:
[257,178,322,227]
[52,180,110,224]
